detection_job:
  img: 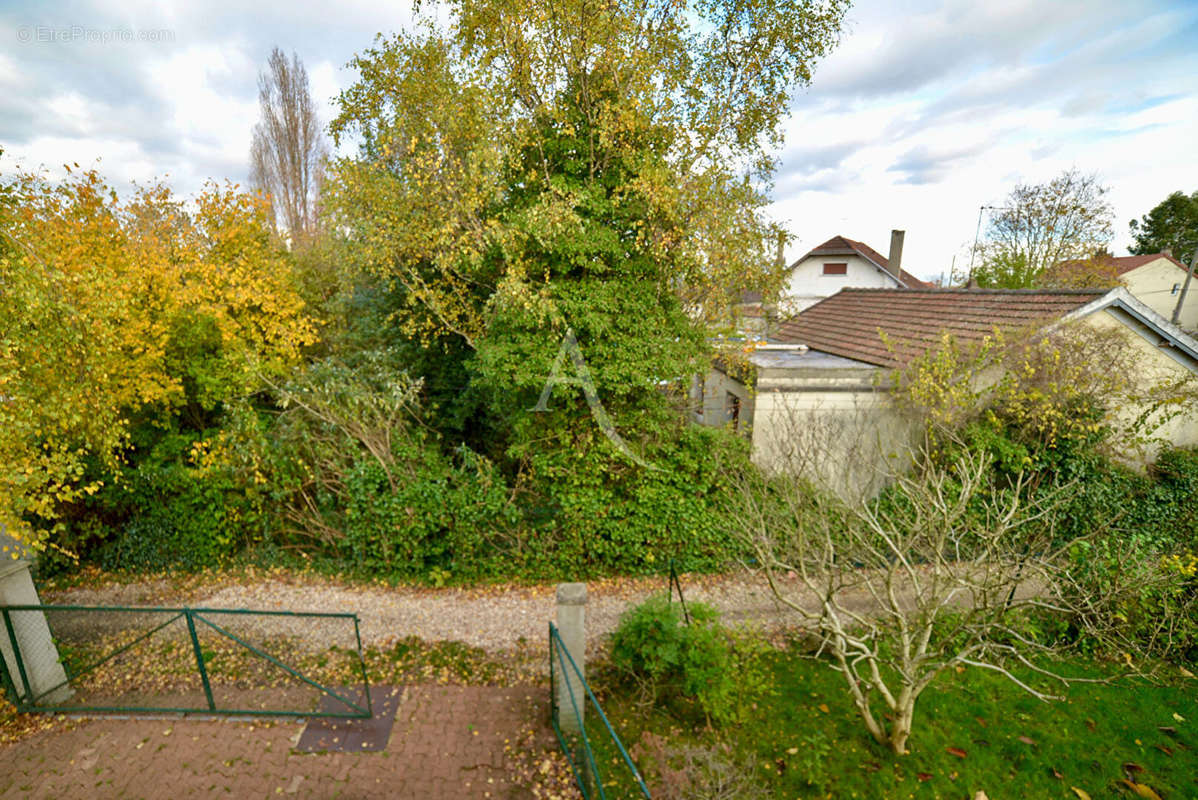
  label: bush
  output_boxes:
[93,447,255,572]
[609,594,770,726]
[513,423,753,577]
[340,445,513,579]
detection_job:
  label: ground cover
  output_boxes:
[602,646,1198,799]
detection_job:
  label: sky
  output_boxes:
[2,0,1196,284]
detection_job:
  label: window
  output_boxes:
[822,262,848,275]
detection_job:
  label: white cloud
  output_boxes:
[1,0,1195,284]
[766,0,1198,281]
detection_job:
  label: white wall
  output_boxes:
[783,254,899,313]
[1123,259,1198,332]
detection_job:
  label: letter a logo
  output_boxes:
[531,328,653,468]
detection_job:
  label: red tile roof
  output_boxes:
[797,235,935,289]
[1055,252,1188,276]
[774,288,1108,368]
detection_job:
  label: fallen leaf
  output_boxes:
[1070,787,1091,800]
[917,772,932,782]
[1018,736,1035,745]
[1153,744,1172,757]
[1119,779,1163,800]
[946,747,967,758]
[786,747,798,755]
[1180,665,1195,679]
[1122,762,1144,775]
[1172,712,1185,723]
[818,704,829,713]
[1050,768,1063,780]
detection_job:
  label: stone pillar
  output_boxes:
[555,582,587,735]
[0,531,71,705]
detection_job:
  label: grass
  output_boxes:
[599,647,1198,799]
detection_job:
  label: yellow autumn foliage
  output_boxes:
[0,166,317,551]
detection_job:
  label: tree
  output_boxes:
[1130,189,1198,268]
[732,451,1084,755]
[0,165,317,551]
[972,169,1114,288]
[725,323,1197,754]
[325,0,848,347]
[250,47,328,246]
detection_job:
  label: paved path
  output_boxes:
[0,685,576,799]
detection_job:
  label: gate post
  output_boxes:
[555,582,587,735]
[0,530,72,706]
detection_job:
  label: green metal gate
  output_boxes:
[0,604,371,719]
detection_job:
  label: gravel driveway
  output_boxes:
[43,571,795,657]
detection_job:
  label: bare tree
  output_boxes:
[725,322,1197,755]
[250,47,328,246]
[972,169,1114,288]
[729,447,1106,754]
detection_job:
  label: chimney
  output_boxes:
[888,229,905,273]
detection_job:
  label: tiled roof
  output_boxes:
[798,235,935,289]
[1055,252,1187,276]
[773,288,1109,368]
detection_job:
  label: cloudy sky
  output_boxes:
[2,0,1196,282]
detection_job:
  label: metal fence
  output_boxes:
[549,622,651,799]
[0,604,371,719]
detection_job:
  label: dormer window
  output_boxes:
[823,262,848,275]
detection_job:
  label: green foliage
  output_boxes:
[973,250,1037,289]
[340,446,512,578]
[609,594,771,726]
[1130,189,1198,267]
[512,423,753,577]
[604,644,1198,799]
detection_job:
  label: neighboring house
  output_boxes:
[697,287,1198,497]
[781,231,934,313]
[1053,252,1198,332]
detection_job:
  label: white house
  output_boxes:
[781,231,933,313]
[1054,252,1198,332]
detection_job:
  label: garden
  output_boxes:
[1,0,1197,796]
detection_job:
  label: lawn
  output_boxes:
[599,647,1198,799]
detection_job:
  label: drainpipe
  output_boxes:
[1173,249,1197,327]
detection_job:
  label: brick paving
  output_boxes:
[0,685,568,799]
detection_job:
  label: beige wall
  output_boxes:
[749,366,915,500]
[1123,259,1198,332]
[1081,309,1198,459]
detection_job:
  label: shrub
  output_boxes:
[513,423,753,578]
[340,445,513,578]
[609,594,770,726]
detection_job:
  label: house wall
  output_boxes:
[749,367,914,499]
[783,254,899,313]
[1123,259,1198,332]
[1081,309,1198,458]
[695,368,755,434]
[741,310,1197,496]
